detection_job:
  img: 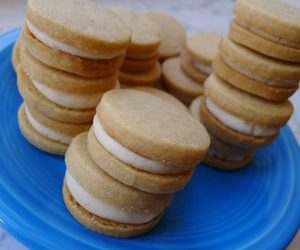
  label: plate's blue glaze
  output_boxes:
[0,28,299,250]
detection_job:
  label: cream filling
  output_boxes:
[65,171,158,224]
[26,20,124,60]
[32,80,119,109]
[236,19,300,49]
[189,96,202,121]
[24,105,72,144]
[193,61,212,75]
[93,116,190,174]
[222,55,298,87]
[207,149,244,162]
[206,98,279,137]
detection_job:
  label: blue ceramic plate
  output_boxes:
[0,28,300,250]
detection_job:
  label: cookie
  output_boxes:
[119,63,161,87]
[17,65,95,124]
[110,7,160,59]
[189,96,202,121]
[180,50,207,83]
[229,20,300,63]
[135,87,187,112]
[201,74,293,149]
[25,0,131,77]
[144,11,186,60]
[20,47,118,109]
[213,54,298,101]
[120,53,160,73]
[18,103,89,155]
[218,37,300,98]
[64,133,172,237]
[12,35,23,71]
[234,0,300,50]
[87,89,210,193]
[162,57,204,104]
[186,33,222,76]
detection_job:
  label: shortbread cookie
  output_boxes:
[87,89,210,193]
[64,133,172,237]
[12,35,23,71]
[121,53,159,73]
[186,33,222,76]
[162,57,203,104]
[234,0,300,49]
[110,7,160,59]
[201,74,293,149]
[119,63,161,87]
[18,103,89,155]
[144,11,186,60]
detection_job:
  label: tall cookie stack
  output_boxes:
[199,0,300,170]
[162,33,221,105]
[110,7,162,88]
[63,89,210,237]
[16,0,131,155]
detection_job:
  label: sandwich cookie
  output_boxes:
[25,0,131,77]
[87,89,210,193]
[20,47,118,110]
[18,103,90,155]
[215,37,300,101]
[183,33,222,80]
[12,35,23,71]
[162,57,204,104]
[110,7,160,60]
[144,11,186,61]
[201,74,293,149]
[119,63,161,87]
[231,0,300,62]
[64,133,172,237]
[134,87,188,112]
[121,53,160,73]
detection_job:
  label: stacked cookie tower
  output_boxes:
[109,7,162,88]
[63,89,210,237]
[199,0,299,169]
[16,0,131,155]
[162,33,221,105]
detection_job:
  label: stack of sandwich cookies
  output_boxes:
[162,33,221,104]
[16,0,131,155]
[110,7,161,87]
[144,11,186,61]
[64,89,210,236]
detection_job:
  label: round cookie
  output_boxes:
[144,11,186,60]
[135,87,188,112]
[20,47,118,109]
[12,35,23,71]
[219,37,300,88]
[27,0,131,57]
[234,0,300,49]
[64,133,172,237]
[162,57,203,104]
[109,7,160,59]
[180,50,207,83]
[186,33,222,75]
[229,20,300,63]
[17,65,95,124]
[213,54,298,101]
[119,63,161,87]
[22,25,125,78]
[18,103,73,155]
[189,96,202,121]
[201,74,293,149]
[121,53,159,73]
[88,89,210,193]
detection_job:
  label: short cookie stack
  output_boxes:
[198,0,299,169]
[16,0,131,155]
[63,89,210,237]
[110,7,162,88]
[162,33,221,104]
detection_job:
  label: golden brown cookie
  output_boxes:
[12,35,23,71]
[120,53,160,73]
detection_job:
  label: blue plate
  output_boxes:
[0,28,300,250]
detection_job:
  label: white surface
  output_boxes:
[0,0,300,249]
